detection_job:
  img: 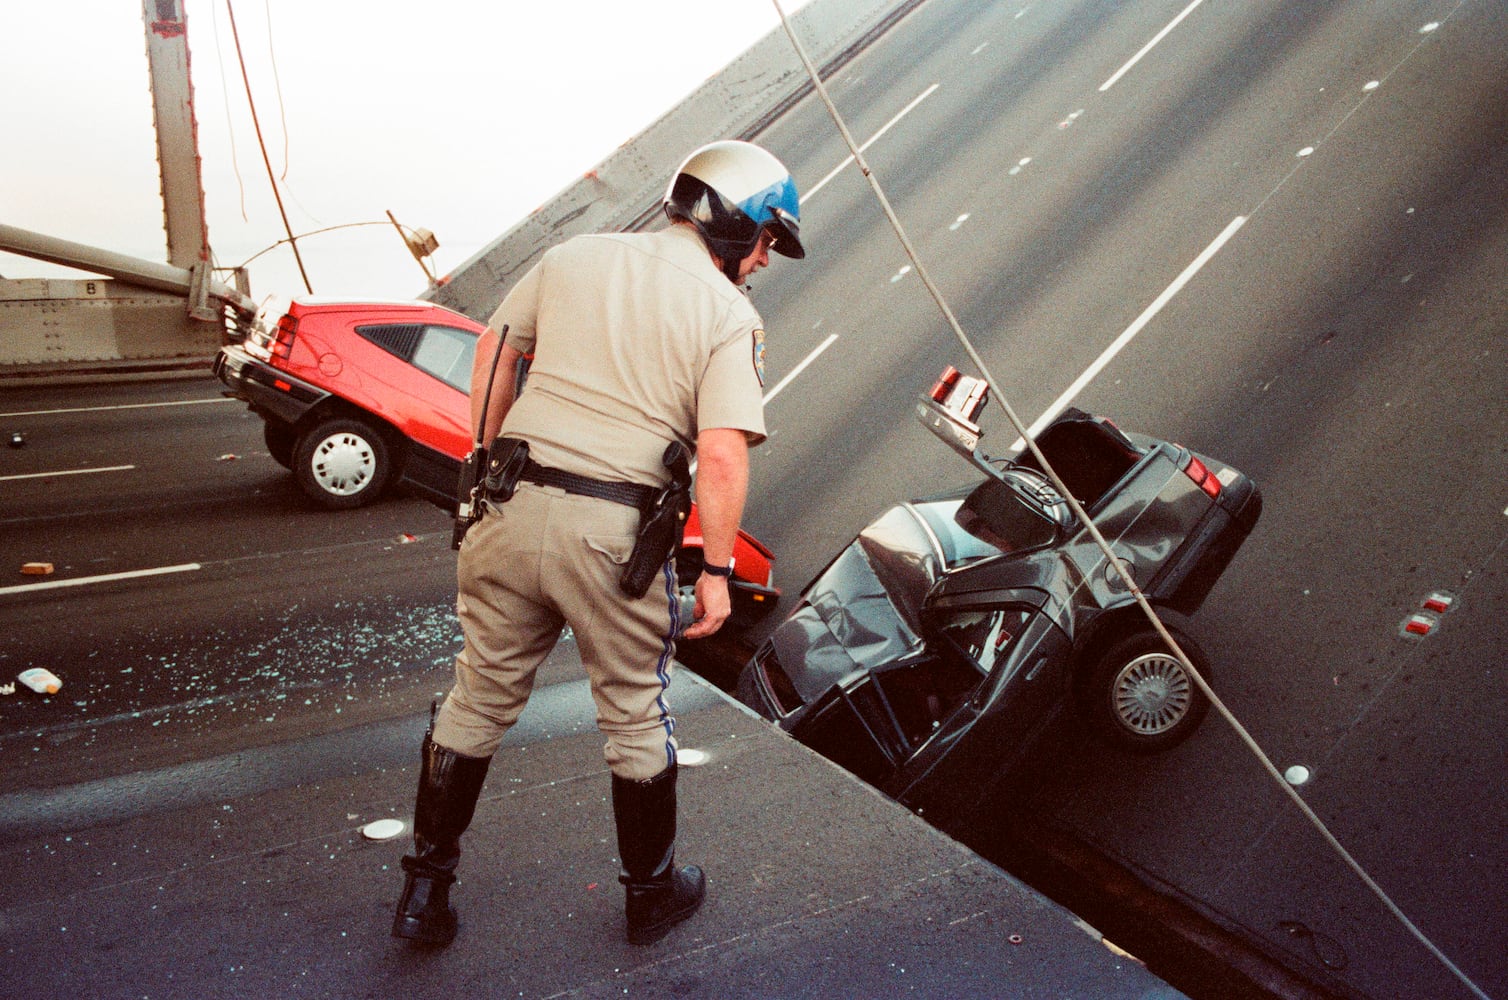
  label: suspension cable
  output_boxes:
[224,0,312,293]
[769,3,1491,997]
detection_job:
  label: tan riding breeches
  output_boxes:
[432,483,683,780]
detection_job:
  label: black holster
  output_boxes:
[482,436,530,501]
[619,443,692,599]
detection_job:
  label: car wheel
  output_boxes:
[293,418,390,509]
[1082,629,1211,753]
[675,546,703,588]
[264,423,296,469]
[674,547,703,632]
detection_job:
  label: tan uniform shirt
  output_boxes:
[487,225,767,487]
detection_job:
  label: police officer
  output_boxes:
[391,140,804,948]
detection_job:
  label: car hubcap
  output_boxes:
[1113,652,1193,735]
[311,432,375,496]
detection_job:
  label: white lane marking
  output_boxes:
[1013,215,1248,448]
[0,464,136,482]
[0,397,234,419]
[802,84,940,204]
[689,331,840,474]
[742,84,933,443]
[764,333,839,405]
[1099,0,1206,92]
[0,563,202,596]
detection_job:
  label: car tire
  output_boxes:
[293,418,390,509]
[675,546,703,588]
[1082,628,1211,753]
[264,422,296,469]
[674,547,703,634]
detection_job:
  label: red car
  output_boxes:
[213,297,779,621]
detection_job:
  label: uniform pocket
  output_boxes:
[583,532,637,566]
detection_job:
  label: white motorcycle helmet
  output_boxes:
[664,140,805,281]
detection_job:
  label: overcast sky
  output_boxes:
[1,0,814,304]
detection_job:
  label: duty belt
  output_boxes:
[519,459,657,509]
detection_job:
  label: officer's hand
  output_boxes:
[683,572,731,639]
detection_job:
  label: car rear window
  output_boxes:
[412,326,476,391]
[357,322,478,393]
[358,323,425,359]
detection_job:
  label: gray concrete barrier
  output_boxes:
[426,0,922,322]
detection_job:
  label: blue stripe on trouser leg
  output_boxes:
[654,556,679,771]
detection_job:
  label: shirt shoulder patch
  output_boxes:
[752,329,766,387]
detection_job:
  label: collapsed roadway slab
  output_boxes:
[0,643,1181,999]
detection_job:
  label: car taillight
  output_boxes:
[1183,454,1222,499]
[929,366,961,402]
[928,365,989,423]
[270,314,299,361]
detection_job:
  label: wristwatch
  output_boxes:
[702,558,735,578]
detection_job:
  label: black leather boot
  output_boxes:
[391,734,491,946]
[612,764,706,945]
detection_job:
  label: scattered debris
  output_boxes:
[0,683,15,696]
[1399,589,1459,639]
[1101,937,1142,963]
[361,818,405,841]
[217,453,239,462]
[1421,590,1457,614]
[398,533,417,544]
[21,562,54,576]
[18,668,62,695]
[8,431,23,448]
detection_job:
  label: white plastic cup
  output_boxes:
[18,668,61,695]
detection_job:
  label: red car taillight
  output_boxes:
[928,365,989,423]
[270,314,299,361]
[1183,454,1222,499]
[929,366,961,402]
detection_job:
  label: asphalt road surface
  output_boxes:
[3,1,1505,997]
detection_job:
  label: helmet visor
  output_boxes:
[766,206,804,260]
[669,176,759,241]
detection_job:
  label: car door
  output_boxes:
[788,649,987,792]
[890,604,1071,824]
[356,321,476,502]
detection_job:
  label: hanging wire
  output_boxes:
[232,220,398,269]
[768,3,1492,998]
[262,0,291,181]
[209,2,248,222]
[225,0,313,293]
